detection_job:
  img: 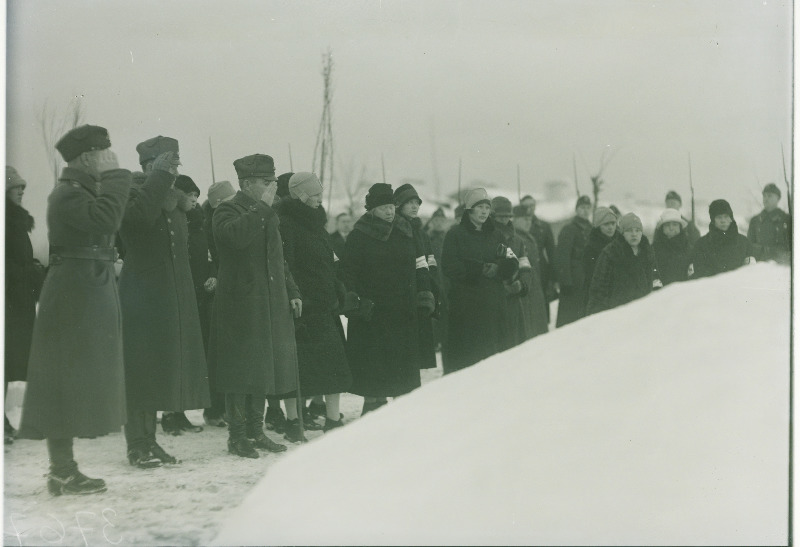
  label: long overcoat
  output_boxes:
[118,170,210,411]
[691,221,755,279]
[581,227,616,311]
[515,229,549,337]
[278,198,351,396]
[747,208,791,264]
[406,215,437,370]
[20,167,131,439]
[653,228,692,285]
[494,219,533,346]
[209,192,300,397]
[554,215,592,327]
[441,214,519,374]
[339,213,421,397]
[586,236,656,316]
[529,214,556,301]
[5,201,39,382]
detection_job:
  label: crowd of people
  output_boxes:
[4,123,792,496]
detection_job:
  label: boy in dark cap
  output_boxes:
[664,190,701,245]
[747,183,791,264]
[19,125,131,494]
[209,153,300,457]
[118,137,211,468]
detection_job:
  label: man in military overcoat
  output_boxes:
[209,153,302,458]
[19,125,131,495]
[118,136,210,468]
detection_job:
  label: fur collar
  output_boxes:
[6,200,34,232]
[278,197,328,230]
[459,211,497,234]
[354,212,413,241]
[707,220,740,241]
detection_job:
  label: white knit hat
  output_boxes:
[464,188,490,209]
[656,208,688,230]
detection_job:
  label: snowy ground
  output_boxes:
[3,264,790,546]
[3,366,442,546]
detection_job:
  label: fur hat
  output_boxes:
[365,183,394,210]
[656,208,688,230]
[575,195,592,210]
[762,183,781,199]
[393,183,422,208]
[174,175,200,196]
[6,166,26,191]
[709,199,734,220]
[464,188,490,209]
[289,172,323,202]
[619,213,643,233]
[592,206,617,227]
[208,180,236,209]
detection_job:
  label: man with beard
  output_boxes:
[118,136,210,468]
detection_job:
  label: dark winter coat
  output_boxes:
[441,214,519,374]
[691,221,755,279]
[581,227,616,310]
[427,227,448,349]
[118,170,210,412]
[653,228,692,285]
[5,201,39,382]
[209,191,300,397]
[554,215,592,326]
[586,235,657,316]
[278,198,351,396]
[405,215,438,370]
[747,208,791,264]
[515,230,549,337]
[202,200,220,278]
[20,167,131,439]
[529,215,556,298]
[494,218,533,346]
[329,231,347,261]
[339,212,422,397]
[184,203,213,350]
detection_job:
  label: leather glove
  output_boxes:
[416,290,436,316]
[482,262,499,278]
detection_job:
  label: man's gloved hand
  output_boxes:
[95,149,120,174]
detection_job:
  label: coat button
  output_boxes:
[167,218,172,223]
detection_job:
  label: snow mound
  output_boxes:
[214,263,790,546]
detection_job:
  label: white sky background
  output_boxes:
[5,0,793,253]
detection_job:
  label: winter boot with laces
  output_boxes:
[249,431,288,453]
[127,447,162,469]
[47,470,107,496]
[306,400,326,419]
[228,437,259,459]
[160,412,183,436]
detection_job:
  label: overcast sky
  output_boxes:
[5,0,793,255]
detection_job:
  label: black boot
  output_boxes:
[249,431,288,453]
[174,412,203,433]
[228,437,259,459]
[127,447,162,469]
[160,413,183,436]
[265,406,287,433]
[149,441,179,464]
[283,419,307,443]
[4,415,15,444]
[323,417,344,432]
[306,400,326,419]
[47,470,107,496]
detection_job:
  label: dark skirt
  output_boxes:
[295,311,352,396]
[556,287,586,327]
[346,308,421,398]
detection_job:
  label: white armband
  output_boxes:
[518,256,531,270]
[415,255,429,270]
[427,255,437,268]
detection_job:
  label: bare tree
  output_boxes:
[312,49,335,211]
[586,147,617,212]
[38,97,84,186]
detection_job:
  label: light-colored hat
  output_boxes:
[208,180,236,209]
[288,172,323,202]
[464,188,490,209]
[6,166,26,191]
[592,206,617,227]
[656,208,688,229]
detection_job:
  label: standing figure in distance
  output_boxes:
[747,183,791,265]
[554,195,593,327]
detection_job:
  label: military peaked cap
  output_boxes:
[233,154,277,181]
[136,136,179,165]
[56,125,112,162]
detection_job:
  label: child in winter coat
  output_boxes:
[587,213,660,315]
[652,208,692,286]
[691,199,756,279]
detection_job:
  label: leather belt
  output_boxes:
[50,245,117,262]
